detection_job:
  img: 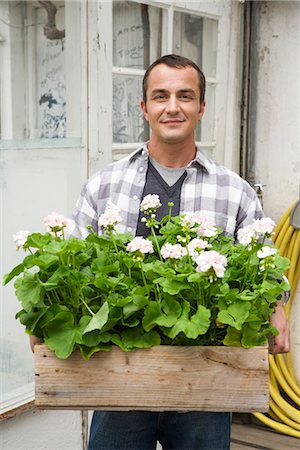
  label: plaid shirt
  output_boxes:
[71,144,263,239]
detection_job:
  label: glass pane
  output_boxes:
[35,5,66,138]
[196,84,215,142]
[113,76,147,143]
[0,0,83,412]
[173,12,218,78]
[0,0,81,141]
[113,1,162,69]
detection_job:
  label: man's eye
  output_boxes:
[154,94,167,100]
[180,94,192,100]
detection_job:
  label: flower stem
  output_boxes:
[151,226,162,261]
[139,261,150,297]
[81,296,94,316]
[109,231,119,256]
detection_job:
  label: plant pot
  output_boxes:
[35,344,269,412]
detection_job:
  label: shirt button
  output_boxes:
[128,227,133,232]
[139,167,144,172]
[133,195,138,200]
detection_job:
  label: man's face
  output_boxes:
[141,64,205,146]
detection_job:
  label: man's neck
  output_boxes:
[147,139,196,168]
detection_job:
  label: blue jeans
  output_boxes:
[88,411,231,450]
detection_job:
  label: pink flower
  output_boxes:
[257,246,277,259]
[44,212,70,230]
[126,236,154,254]
[13,230,30,250]
[195,250,227,278]
[98,202,122,229]
[161,243,187,260]
[252,217,276,235]
[140,194,161,213]
[191,212,218,237]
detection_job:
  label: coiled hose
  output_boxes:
[253,202,300,438]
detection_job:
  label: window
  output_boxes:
[113,1,162,148]
[112,0,219,161]
[0,0,86,416]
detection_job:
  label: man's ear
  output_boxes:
[198,100,206,121]
[140,100,149,121]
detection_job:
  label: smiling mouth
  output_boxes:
[161,119,184,124]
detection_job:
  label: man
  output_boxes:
[31,54,289,449]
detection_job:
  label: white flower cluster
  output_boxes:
[187,238,211,260]
[13,230,30,250]
[161,243,187,260]
[44,212,70,230]
[195,250,227,278]
[14,212,71,249]
[98,201,123,228]
[140,194,161,213]
[127,236,154,254]
[257,246,277,259]
[181,212,217,238]
[237,217,276,246]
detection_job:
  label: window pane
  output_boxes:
[113,76,147,143]
[36,5,66,138]
[196,84,215,142]
[0,0,83,413]
[0,0,81,141]
[173,12,218,78]
[113,1,162,70]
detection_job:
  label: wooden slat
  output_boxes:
[231,423,300,450]
[35,345,269,412]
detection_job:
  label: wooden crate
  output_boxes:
[35,345,269,412]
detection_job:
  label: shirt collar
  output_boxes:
[129,143,213,174]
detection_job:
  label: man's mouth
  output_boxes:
[161,119,185,124]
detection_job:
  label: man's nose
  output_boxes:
[166,95,180,113]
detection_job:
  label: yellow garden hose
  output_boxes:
[253,201,300,438]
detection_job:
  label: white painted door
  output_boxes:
[0,0,87,416]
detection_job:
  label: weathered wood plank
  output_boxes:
[231,423,300,450]
[35,345,269,412]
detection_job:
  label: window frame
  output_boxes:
[110,0,230,164]
[0,0,88,419]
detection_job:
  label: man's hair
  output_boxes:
[142,54,206,104]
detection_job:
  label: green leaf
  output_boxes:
[167,301,211,339]
[239,290,257,301]
[35,254,59,269]
[223,327,242,346]
[17,308,48,331]
[80,344,112,360]
[44,311,83,358]
[42,266,71,290]
[83,302,109,334]
[241,322,269,347]
[143,261,175,277]
[217,301,251,330]
[3,264,25,285]
[123,294,148,318]
[121,327,161,350]
[43,240,67,255]
[142,297,181,331]
[274,255,290,272]
[14,272,44,310]
[25,233,52,249]
[156,277,190,295]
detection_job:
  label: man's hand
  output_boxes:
[29,335,43,353]
[270,299,290,354]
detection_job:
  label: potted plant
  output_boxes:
[3,195,289,411]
